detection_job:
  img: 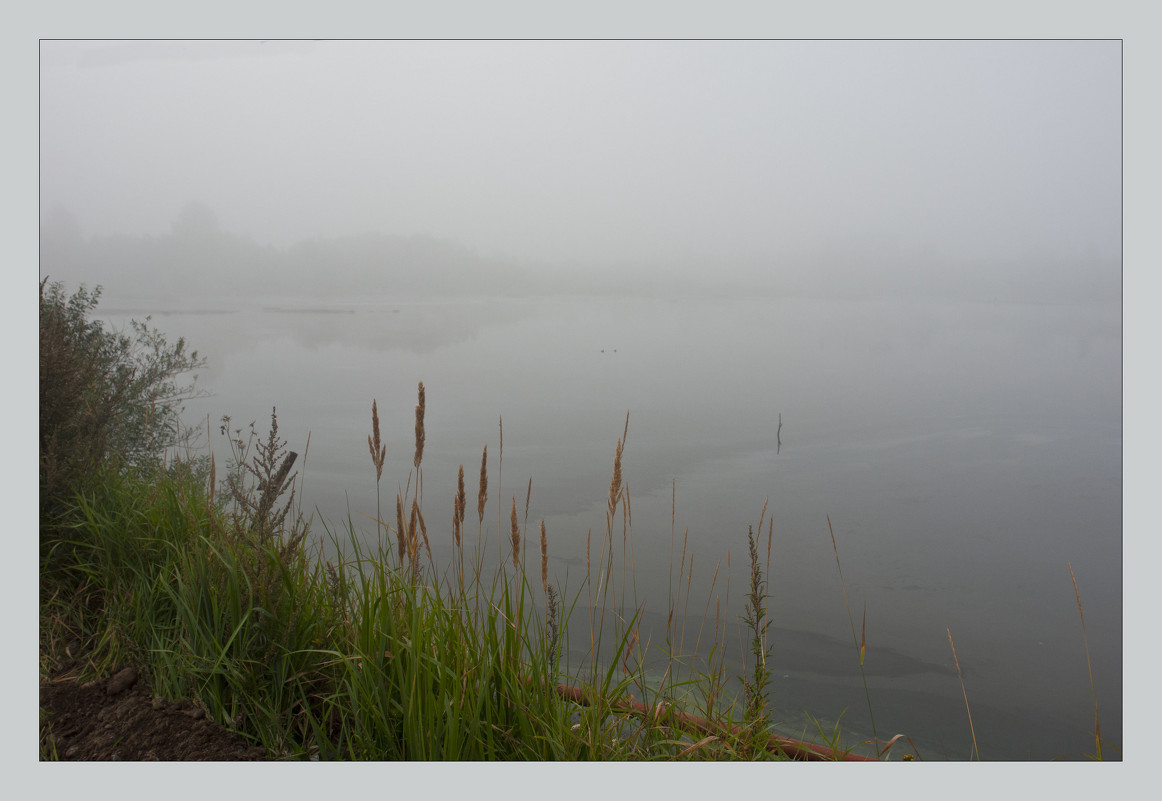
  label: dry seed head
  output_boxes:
[453,464,466,547]
[414,499,431,564]
[369,399,385,482]
[395,494,406,564]
[477,446,488,523]
[413,382,426,469]
[456,465,467,525]
[408,500,419,561]
[510,496,520,570]
[540,520,548,592]
[325,561,340,596]
[608,437,624,516]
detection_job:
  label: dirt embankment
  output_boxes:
[40,661,269,761]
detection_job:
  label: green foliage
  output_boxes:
[39,277,205,539]
[219,409,305,549]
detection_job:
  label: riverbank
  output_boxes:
[39,418,887,762]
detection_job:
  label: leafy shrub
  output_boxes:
[39,277,205,538]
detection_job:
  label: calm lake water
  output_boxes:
[99,292,1122,760]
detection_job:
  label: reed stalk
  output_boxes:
[522,477,532,566]
[540,521,548,594]
[368,399,386,541]
[497,416,503,557]
[454,464,467,591]
[1069,561,1104,760]
[827,514,879,750]
[742,525,772,750]
[947,627,979,760]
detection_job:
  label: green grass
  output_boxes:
[40,401,846,761]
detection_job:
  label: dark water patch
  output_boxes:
[771,626,951,679]
[101,307,239,316]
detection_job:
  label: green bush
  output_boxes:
[39,277,205,539]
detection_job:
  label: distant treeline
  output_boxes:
[40,203,1121,306]
[40,206,537,302]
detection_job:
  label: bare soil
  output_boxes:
[40,664,270,761]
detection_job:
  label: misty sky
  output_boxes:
[40,40,1120,278]
[14,17,1149,789]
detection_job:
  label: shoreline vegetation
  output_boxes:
[39,279,1114,761]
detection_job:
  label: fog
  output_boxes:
[40,40,1120,303]
[35,39,1125,761]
